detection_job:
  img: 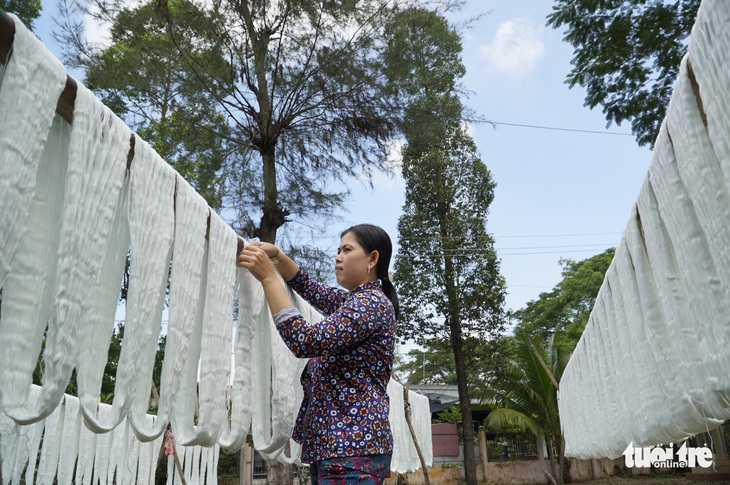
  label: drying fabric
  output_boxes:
[156,175,209,443]
[172,209,236,447]
[176,213,231,445]
[0,13,66,289]
[0,409,18,482]
[57,396,82,485]
[560,0,730,458]
[71,92,132,434]
[409,388,433,468]
[36,399,65,485]
[387,379,433,474]
[253,279,317,463]
[0,114,69,425]
[124,135,177,441]
[217,267,254,450]
[1,80,130,424]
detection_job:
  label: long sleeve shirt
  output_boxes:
[275,266,396,464]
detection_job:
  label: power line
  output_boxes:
[487,121,634,136]
[419,247,613,257]
[492,232,620,239]
[286,232,621,241]
[476,243,613,251]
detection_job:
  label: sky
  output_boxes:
[32,0,654,317]
[341,1,653,314]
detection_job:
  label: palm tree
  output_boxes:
[484,334,571,485]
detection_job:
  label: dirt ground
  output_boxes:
[574,475,730,485]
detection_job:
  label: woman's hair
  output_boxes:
[341,223,400,320]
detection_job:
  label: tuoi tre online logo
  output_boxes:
[623,442,713,469]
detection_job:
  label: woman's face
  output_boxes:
[335,231,377,291]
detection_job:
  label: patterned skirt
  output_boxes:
[309,454,392,485]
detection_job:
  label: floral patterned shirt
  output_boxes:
[276,266,396,464]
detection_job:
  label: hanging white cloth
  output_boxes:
[387,379,433,474]
[560,0,730,458]
[0,12,430,479]
[0,13,66,289]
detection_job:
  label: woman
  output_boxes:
[237,223,399,485]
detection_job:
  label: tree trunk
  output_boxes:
[546,436,558,484]
[433,159,477,485]
[449,316,478,485]
[267,460,292,485]
[259,149,287,243]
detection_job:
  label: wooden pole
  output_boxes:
[393,370,431,485]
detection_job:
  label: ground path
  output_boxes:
[577,475,727,485]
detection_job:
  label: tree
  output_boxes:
[547,0,701,147]
[394,335,508,400]
[388,8,506,484]
[1,0,41,30]
[57,0,427,246]
[485,334,570,484]
[396,126,506,485]
[511,248,614,346]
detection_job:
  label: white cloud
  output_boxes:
[479,19,545,78]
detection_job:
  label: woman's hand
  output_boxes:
[247,241,281,259]
[237,243,278,283]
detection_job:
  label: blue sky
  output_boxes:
[341,1,653,314]
[33,0,654,316]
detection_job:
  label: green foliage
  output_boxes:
[82,0,229,208]
[384,7,465,98]
[60,0,448,244]
[547,0,700,147]
[485,335,571,483]
[1,0,41,30]
[395,336,508,401]
[396,125,506,345]
[433,404,462,424]
[511,248,614,347]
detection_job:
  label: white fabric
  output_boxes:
[387,379,433,474]
[0,114,69,426]
[71,87,132,433]
[0,391,197,485]
[36,399,65,485]
[560,0,730,458]
[217,268,254,450]
[57,396,82,485]
[125,135,177,441]
[0,13,66,289]
[0,13,429,479]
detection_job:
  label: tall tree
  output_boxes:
[57,0,427,245]
[511,248,614,346]
[1,0,41,30]
[547,0,700,147]
[387,9,505,484]
[81,1,231,208]
[395,126,506,485]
